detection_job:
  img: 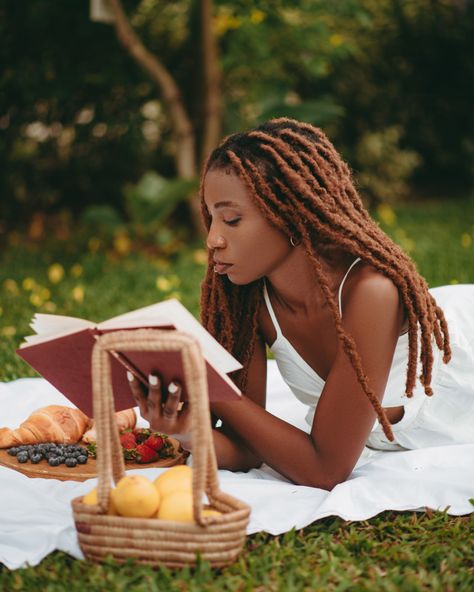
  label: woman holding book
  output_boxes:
[129,118,474,490]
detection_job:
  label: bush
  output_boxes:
[354,126,421,206]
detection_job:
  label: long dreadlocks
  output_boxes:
[200,118,451,441]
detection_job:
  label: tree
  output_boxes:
[100,0,222,230]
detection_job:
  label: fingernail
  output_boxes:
[168,381,178,394]
[127,371,134,382]
[148,374,158,386]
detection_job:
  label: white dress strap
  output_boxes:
[263,281,283,339]
[338,258,362,317]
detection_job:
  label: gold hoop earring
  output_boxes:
[290,236,300,247]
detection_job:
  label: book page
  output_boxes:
[98,299,242,374]
[19,314,95,347]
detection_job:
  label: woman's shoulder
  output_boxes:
[341,261,403,320]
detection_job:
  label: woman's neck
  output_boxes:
[265,247,355,314]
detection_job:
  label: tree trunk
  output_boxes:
[200,0,222,166]
[106,0,217,235]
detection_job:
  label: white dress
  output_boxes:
[263,261,474,452]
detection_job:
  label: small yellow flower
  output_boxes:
[43,301,57,312]
[168,291,182,301]
[113,232,132,255]
[156,276,172,292]
[213,13,241,36]
[48,263,65,284]
[1,326,16,337]
[70,264,83,277]
[22,277,36,291]
[250,9,265,24]
[461,233,472,248]
[72,285,85,303]
[88,237,101,253]
[450,279,459,285]
[30,293,43,307]
[3,279,19,294]
[329,34,344,48]
[193,249,208,265]
[377,204,396,227]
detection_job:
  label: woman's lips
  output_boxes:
[213,262,233,274]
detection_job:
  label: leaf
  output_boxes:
[124,172,198,225]
[257,97,345,127]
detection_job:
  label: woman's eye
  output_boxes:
[224,217,241,227]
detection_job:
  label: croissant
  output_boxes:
[0,405,91,448]
[82,408,136,444]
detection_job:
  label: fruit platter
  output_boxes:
[0,428,188,482]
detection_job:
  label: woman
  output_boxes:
[129,118,474,490]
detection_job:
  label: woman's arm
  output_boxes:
[211,330,268,471]
[210,273,404,489]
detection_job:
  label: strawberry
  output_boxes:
[144,433,165,452]
[120,431,137,450]
[133,428,151,444]
[135,443,159,463]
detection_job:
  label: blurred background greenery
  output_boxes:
[1,0,473,249]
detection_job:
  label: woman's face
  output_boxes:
[203,168,292,285]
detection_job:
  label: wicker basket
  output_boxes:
[71,329,251,568]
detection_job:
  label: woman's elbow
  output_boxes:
[294,462,352,490]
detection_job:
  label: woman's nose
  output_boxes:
[206,227,227,250]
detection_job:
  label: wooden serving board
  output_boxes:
[0,438,187,482]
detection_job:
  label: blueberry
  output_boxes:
[48,457,61,467]
[7,448,18,456]
[17,454,28,463]
[31,454,42,464]
[65,457,77,468]
[57,456,65,464]
[77,455,88,464]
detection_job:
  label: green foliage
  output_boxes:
[258,95,345,128]
[326,0,474,193]
[355,126,422,205]
[2,0,473,232]
[124,172,198,237]
[79,205,125,241]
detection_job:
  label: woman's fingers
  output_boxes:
[127,371,148,417]
[147,374,162,409]
[162,381,182,419]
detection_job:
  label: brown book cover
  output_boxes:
[16,301,242,417]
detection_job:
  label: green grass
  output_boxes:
[1,197,473,589]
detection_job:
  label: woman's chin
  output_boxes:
[225,271,249,286]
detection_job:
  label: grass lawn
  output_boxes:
[1,197,473,590]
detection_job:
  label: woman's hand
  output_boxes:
[127,372,192,451]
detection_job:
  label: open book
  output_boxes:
[16,299,242,417]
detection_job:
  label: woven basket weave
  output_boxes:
[71,329,250,568]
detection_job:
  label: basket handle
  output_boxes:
[91,329,227,524]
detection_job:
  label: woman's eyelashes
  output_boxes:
[223,217,241,227]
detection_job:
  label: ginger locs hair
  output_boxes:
[199,117,451,441]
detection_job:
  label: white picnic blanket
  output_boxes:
[1,360,473,570]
